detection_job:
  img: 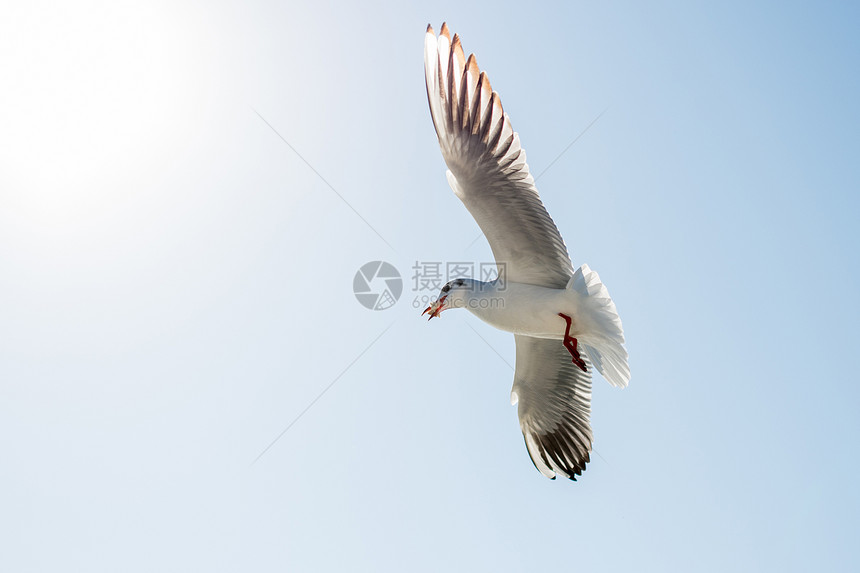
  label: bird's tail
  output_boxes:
[568,264,630,388]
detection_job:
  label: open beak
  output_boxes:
[422,295,447,320]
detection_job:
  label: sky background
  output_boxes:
[1,0,859,571]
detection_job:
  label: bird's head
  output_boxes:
[422,278,469,320]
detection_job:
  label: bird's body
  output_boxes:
[442,276,609,344]
[422,23,630,480]
[455,280,574,338]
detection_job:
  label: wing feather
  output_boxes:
[513,335,593,480]
[425,24,574,288]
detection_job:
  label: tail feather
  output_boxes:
[569,264,630,388]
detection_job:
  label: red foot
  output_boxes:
[558,313,587,373]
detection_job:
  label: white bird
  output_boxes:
[422,23,630,481]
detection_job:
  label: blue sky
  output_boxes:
[1,1,858,571]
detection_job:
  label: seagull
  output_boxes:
[422,23,630,481]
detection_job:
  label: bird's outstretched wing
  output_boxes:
[424,24,574,289]
[511,334,593,480]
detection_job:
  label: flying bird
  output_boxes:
[422,23,630,480]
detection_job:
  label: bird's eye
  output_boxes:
[441,284,450,293]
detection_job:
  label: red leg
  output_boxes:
[558,313,587,373]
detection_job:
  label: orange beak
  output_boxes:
[422,295,447,320]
